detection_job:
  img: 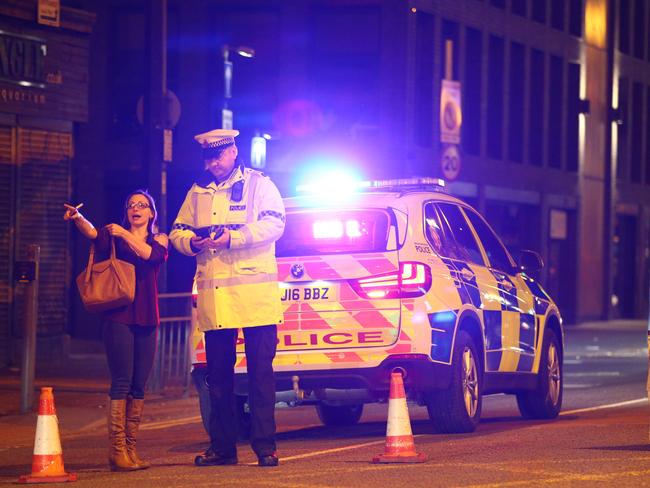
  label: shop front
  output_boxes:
[0,1,94,366]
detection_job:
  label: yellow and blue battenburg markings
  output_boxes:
[427,259,553,372]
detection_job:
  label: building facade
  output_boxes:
[0,0,94,367]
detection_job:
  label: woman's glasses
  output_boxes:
[126,202,150,210]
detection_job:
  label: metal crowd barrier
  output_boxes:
[149,292,192,395]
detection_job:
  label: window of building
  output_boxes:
[487,35,504,159]
[512,0,527,17]
[619,0,630,55]
[631,82,643,183]
[528,48,545,166]
[414,11,435,147]
[616,77,629,180]
[566,62,580,172]
[532,0,547,24]
[463,27,483,156]
[464,207,515,273]
[547,55,564,169]
[568,0,583,37]
[508,41,525,163]
[437,203,485,266]
[633,0,645,59]
[550,0,565,30]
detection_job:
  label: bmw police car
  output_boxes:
[190,177,563,434]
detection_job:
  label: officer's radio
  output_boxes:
[231,180,244,202]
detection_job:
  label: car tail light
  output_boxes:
[349,262,432,299]
[192,280,198,308]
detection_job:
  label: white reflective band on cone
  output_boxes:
[33,415,62,455]
[386,398,413,437]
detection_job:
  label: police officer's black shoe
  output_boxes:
[257,454,279,467]
[194,447,237,466]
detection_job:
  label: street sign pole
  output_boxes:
[20,245,40,413]
[439,40,462,181]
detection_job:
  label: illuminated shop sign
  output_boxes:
[0,30,47,89]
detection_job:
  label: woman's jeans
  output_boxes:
[103,321,157,400]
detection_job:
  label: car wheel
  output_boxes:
[316,403,364,427]
[516,328,563,419]
[426,330,482,433]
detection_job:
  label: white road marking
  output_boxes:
[563,359,582,364]
[141,415,202,430]
[560,398,647,416]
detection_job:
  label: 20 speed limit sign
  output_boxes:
[441,144,461,181]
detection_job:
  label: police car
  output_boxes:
[190,177,563,434]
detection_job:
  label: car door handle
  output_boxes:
[460,268,475,281]
[499,279,514,292]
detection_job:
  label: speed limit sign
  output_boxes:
[441,144,461,181]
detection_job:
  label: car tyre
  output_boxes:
[516,328,563,419]
[315,403,364,427]
[426,330,482,433]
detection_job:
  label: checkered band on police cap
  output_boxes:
[194,129,240,148]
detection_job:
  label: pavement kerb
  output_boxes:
[564,319,647,332]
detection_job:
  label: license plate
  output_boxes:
[280,283,338,302]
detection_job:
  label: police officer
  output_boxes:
[170,129,285,467]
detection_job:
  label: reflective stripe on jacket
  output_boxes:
[170,166,285,330]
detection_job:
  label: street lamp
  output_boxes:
[221,44,255,129]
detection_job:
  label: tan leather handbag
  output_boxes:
[76,238,135,313]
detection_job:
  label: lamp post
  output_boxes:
[221,44,255,129]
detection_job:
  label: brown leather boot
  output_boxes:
[125,396,150,469]
[108,399,139,471]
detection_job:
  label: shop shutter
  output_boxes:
[14,128,73,339]
[0,127,15,366]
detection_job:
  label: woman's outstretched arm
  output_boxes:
[63,203,98,240]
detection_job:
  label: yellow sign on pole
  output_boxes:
[440,80,462,145]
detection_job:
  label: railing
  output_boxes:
[149,292,193,395]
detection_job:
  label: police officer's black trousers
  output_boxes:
[204,325,277,458]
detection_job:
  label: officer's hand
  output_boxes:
[190,236,211,250]
[203,229,231,250]
[106,223,128,238]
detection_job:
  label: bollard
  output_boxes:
[17,245,40,414]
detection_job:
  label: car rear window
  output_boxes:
[275,209,391,257]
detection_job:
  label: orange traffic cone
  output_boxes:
[373,372,427,463]
[18,387,77,484]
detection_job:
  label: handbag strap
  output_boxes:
[84,237,117,283]
[110,237,117,261]
[84,243,95,283]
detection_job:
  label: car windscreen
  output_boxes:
[275,208,391,257]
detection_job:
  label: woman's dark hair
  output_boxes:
[122,189,158,235]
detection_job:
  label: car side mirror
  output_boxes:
[518,250,543,274]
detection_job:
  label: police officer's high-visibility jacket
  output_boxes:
[170,165,285,331]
